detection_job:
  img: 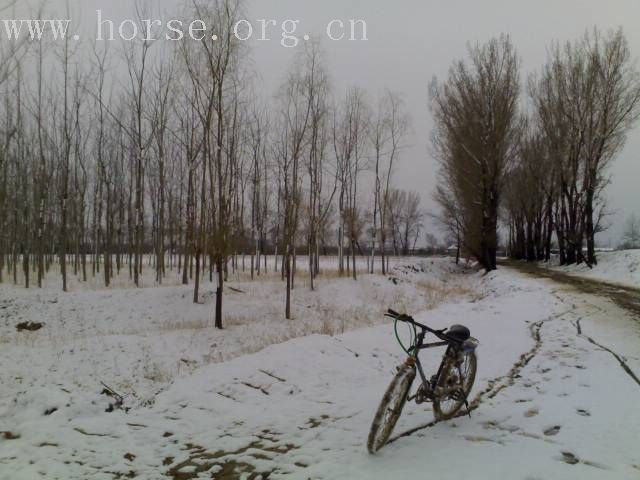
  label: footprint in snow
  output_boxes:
[543,425,561,436]
[559,451,579,465]
[558,452,608,470]
[463,435,503,445]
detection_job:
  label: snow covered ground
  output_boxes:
[0,256,475,409]
[1,257,639,479]
[546,249,640,288]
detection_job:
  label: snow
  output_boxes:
[547,249,640,288]
[1,257,639,479]
[0,256,475,409]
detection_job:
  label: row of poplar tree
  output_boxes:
[431,29,640,271]
[0,0,425,324]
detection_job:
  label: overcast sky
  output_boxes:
[8,0,640,244]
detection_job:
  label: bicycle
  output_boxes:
[367,309,479,453]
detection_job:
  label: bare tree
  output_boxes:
[503,123,555,261]
[275,43,323,318]
[370,90,409,274]
[333,87,369,279]
[119,4,159,286]
[620,214,640,249]
[575,29,640,264]
[150,58,174,284]
[386,189,419,256]
[430,35,521,271]
[0,1,29,87]
[248,105,267,280]
[304,42,335,290]
[529,28,640,266]
[92,43,108,285]
[180,0,246,326]
[395,190,423,255]
[0,63,22,282]
[55,16,82,292]
[432,181,464,264]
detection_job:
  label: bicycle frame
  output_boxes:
[386,309,474,401]
[408,327,454,396]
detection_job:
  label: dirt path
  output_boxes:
[501,260,640,319]
[386,263,640,477]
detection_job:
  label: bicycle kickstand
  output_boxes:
[464,397,472,417]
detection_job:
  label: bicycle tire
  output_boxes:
[367,363,416,454]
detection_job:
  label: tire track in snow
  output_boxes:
[547,286,640,388]
[571,318,640,387]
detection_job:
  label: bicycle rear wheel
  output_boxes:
[433,349,477,420]
[367,363,416,454]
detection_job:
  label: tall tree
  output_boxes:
[430,35,521,271]
[370,91,409,274]
[529,28,640,265]
[276,43,322,318]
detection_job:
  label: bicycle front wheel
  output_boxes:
[367,363,416,454]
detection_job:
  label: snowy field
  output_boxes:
[0,256,475,408]
[546,249,640,288]
[1,256,639,479]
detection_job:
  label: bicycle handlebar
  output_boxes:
[386,309,413,322]
[386,308,450,340]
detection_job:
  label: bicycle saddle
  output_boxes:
[448,324,470,342]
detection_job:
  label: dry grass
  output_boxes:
[155,318,211,332]
[415,278,477,309]
[0,254,424,292]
